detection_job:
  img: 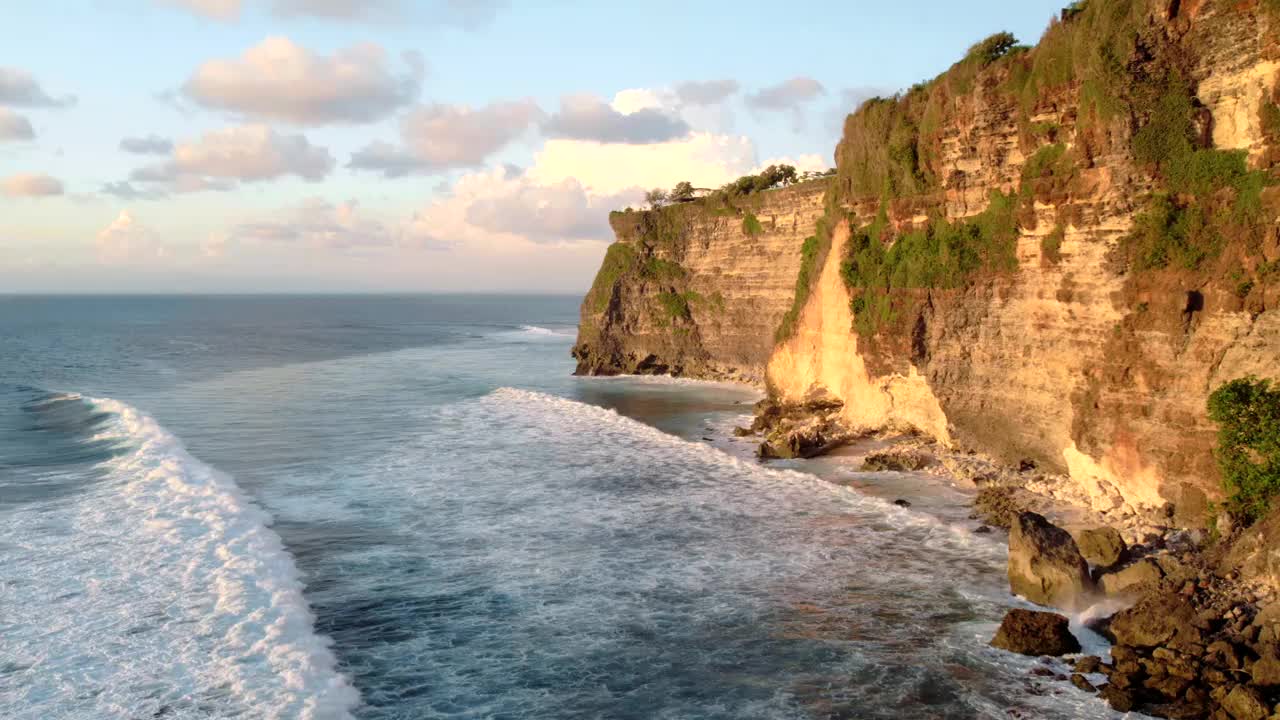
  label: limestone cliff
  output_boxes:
[572,181,829,383]
[575,0,1280,521]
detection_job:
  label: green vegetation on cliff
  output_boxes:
[774,0,1278,344]
[1209,377,1280,524]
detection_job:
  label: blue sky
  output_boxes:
[1,0,1069,293]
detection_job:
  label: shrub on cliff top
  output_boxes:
[1208,377,1280,525]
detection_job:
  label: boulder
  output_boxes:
[1249,651,1280,687]
[1007,512,1094,611]
[1098,684,1137,712]
[1074,526,1127,568]
[1110,593,1202,649]
[989,608,1081,656]
[1098,558,1165,598]
[1221,684,1268,720]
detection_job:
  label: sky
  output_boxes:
[1,0,1070,293]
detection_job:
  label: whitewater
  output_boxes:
[0,295,1126,719]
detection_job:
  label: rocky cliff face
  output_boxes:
[575,0,1280,522]
[572,181,829,383]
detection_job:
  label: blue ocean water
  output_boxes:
[0,295,1121,719]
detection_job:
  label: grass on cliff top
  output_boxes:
[1209,377,1280,525]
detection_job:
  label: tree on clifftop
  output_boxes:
[644,188,668,209]
[670,181,695,202]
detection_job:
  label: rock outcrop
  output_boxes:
[990,608,1081,656]
[1007,511,1094,611]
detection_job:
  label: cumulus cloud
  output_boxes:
[529,132,757,196]
[120,134,174,155]
[182,37,424,125]
[403,168,639,251]
[543,94,689,145]
[349,99,541,177]
[2,173,64,197]
[231,197,399,250]
[465,176,641,243]
[96,211,167,264]
[0,108,35,141]
[0,67,75,108]
[128,125,333,193]
[675,79,740,106]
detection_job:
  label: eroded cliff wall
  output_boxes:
[575,0,1280,521]
[572,181,829,383]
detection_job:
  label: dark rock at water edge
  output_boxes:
[1007,511,1094,611]
[990,608,1081,656]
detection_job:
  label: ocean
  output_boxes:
[0,295,1120,719]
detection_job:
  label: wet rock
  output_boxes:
[1098,558,1166,598]
[1075,526,1127,568]
[1074,655,1102,674]
[732,426,754,437]
[973,486,1022,528]
[861,449,932,472]
[892,498,912,507]
[989,608,1081,656]
[974,525,992,534]
[1098,684,1137,712]
[1111,593,1202,649]
[1221,684,1268,720]
[1070,673,1097,692]
[1007,511,1094,611]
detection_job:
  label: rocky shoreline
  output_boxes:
[735,394,1280,719]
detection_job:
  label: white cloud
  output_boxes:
[754,154,828,174]
[0,67,75,108]
[130,124,333,191]
[529,132,757,195]
[182,37,424,125]
[96,210,166,264]
[465,175,642,243]
[0,108,35,141]
[231,198,399,250]
[349,99,541,177]
[2,173,64,197]
[543,94,689,145]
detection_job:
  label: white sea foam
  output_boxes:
[0,397,359,720]
[517,324,575,337]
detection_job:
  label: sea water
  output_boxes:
[0,295,1124,719]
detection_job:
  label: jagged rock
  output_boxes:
[1007,512,1094,611]
[732,426,754,437]
[1221,684,1268,720]
[1111,594,1202,649]
[1074,655,1102,674]
[972,486,1022,529]
[1098,684,1137,712]
[1099,558,1166,598]
[1070,673,1097,692]
[989,608,1081,656]
[1249,651,1280,687]
[861,449,932,472]
[1075,526,1127,568]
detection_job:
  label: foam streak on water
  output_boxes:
[0,396,358,720]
